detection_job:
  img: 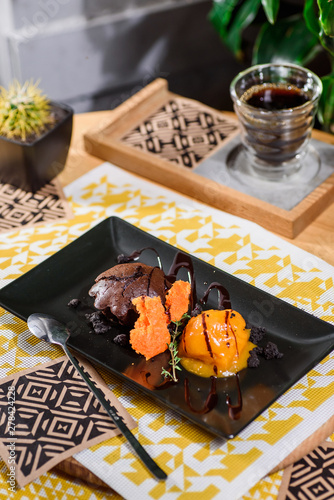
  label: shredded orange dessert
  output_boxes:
[130,296,170,360]
[165,280,191,322]
[130,280,191,360]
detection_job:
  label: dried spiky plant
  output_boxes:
[0,79,54,142]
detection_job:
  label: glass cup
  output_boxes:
[230,63,322,181]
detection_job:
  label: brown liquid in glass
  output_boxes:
[244,84,309,110]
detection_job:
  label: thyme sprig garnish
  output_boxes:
[162,313,190,383]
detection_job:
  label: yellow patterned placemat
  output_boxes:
[0,162,333,500]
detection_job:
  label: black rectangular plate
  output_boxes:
[0,217,333,438]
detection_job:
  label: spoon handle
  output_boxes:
[62,343,167,481]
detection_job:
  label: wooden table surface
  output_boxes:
[60,110,334,267]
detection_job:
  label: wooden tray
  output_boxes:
[83,78,334,239]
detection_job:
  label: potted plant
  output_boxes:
[209,0,334,133]
[0,79,73,192]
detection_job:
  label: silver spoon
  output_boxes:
[27,312,167,482]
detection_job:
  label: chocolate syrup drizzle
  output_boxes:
[118,247,163,270]
[225,373,242,420]
[201,313,213,358]
[119,248,243,420]
[146,266,158,297]
[200,282,231,310]
[184,376,217,414]
[142,371,173,391]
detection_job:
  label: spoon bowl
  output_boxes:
[28,313,70,346]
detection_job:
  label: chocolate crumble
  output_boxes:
[67,298,81,308]
[247,349,261,368]
[263,341,283,360]
[113,334,129,346]
[85,311,113,335]
[249,326,266,344]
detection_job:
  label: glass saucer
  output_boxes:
[226,144,321,186]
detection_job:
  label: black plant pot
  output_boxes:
[0,101,73,192]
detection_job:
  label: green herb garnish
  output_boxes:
[162,313,190,383]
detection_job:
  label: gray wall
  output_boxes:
[0,0,243,112]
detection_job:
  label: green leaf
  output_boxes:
[261,0,280,24]
[318,0,334,37]
[304,0,334,54]
[317,73,334,131]
[303,0,321,37]
[319,30,334,56]
[209,0,240,39]
[253,14,321,65]
[209,0,262,59]
[304,0,334,55]
[225,0,262,57]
